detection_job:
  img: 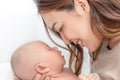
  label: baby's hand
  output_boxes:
[88,73,100,80]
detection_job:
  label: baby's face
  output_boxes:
[12,41,66,80]
[40,43,66,66]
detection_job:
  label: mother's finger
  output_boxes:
[33,74,41,80]
[79,75,89,80]
[43,76,51,80]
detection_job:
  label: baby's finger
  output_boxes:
[32,74,41,80]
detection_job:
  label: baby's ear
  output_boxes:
[14,74,21,80]
[35,64,50,74]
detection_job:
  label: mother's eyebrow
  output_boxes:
[41,17,57,31]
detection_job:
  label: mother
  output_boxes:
[33,0,120,80]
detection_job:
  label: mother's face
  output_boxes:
[41,0,103,53]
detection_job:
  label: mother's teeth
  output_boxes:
[78,41,82,47]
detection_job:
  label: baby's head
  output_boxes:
[11,41,65,80]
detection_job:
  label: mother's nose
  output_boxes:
[52,47,58,51]
[60,33,70,44]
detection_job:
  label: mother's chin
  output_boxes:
[87,41,102,54]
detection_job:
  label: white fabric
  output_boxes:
[0,62,14,80]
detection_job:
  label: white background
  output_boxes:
[0,0,70,64]
[0,0,90,79]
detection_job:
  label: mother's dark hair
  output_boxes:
[34,0,120,75]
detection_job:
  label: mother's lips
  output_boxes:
[70,39,80,44]
[73,39,83,47]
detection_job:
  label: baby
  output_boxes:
[11,41,99,80]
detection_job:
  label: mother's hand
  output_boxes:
[33,74,51,80]
[79,74,100,80]
[78,75,90,80]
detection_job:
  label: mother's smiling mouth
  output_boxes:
[70,39,83,47]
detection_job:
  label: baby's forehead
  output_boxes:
[16,41,50,54]
[25,41,50,48]
[39,42,50,48]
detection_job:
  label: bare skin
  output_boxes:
[12,41,79,80]
[32,0,120,80]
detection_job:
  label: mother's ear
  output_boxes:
[74,0,90,15]
[35,64,50,74]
